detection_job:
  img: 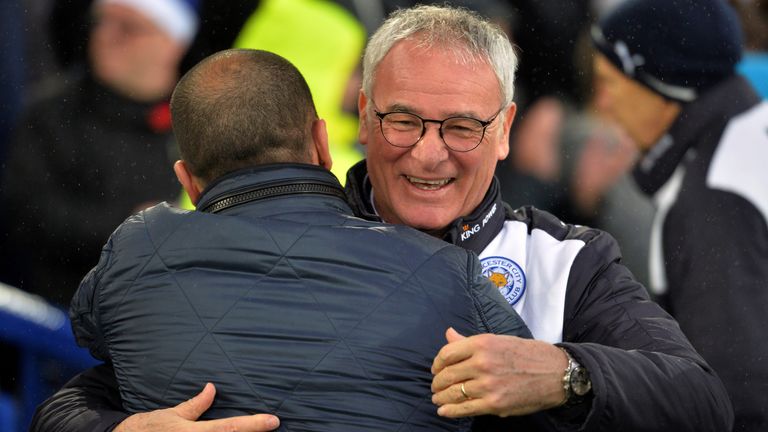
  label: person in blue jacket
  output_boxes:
[65,48,531,432]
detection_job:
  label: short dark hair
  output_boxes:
[171,49,317,183]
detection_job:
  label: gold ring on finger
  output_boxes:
[460,382,471,400]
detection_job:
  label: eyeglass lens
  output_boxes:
[379,112,487,151]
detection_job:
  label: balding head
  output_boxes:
[171,49,320,184]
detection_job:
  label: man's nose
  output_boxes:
[410,123,449,167]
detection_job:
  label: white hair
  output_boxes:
[362,5,518,108]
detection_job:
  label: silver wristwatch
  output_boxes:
[560,347,592,406]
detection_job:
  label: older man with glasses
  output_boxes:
[344,5,732,431]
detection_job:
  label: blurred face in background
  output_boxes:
[593,53,681,151]
[89,3,186,102]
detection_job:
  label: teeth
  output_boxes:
[406,176,451,190]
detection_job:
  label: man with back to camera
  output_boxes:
[55,47,533,431]
[591,0,768,430]
[32,5,734,432]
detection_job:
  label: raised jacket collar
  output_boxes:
[197,163,349,215]
[344,160,507,255]
[633,75,761,196]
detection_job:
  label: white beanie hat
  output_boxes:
[97,0,201,45]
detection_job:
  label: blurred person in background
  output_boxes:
[493,0,655,286]
[0,0,200,306]
[494,0,592,213]
[592,0,768,430]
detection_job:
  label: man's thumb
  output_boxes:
[174,382,216,420]
[445,327,467,343]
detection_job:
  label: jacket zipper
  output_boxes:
[200,182,347,214]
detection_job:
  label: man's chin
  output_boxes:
[401,212,453,237]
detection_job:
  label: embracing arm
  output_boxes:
[431,259,732,431]
[430,252,567,420]
[555,258,733,431]
[30,364,281,432]
[431,229,732,431]
[30,364,128,432]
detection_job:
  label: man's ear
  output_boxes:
[357,90,370,147]
[173,160,204,205]
[311,119,333,170]
[497,102,517,161]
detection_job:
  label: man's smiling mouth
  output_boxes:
[405,175,454,190]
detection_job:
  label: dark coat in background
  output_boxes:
[0,73,179,305]
[634,76,768,431]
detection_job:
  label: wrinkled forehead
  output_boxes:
[378,37,494,78]
[407,32,491,63]
[371,40,502,115]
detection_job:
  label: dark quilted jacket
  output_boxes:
[70,163,531,431]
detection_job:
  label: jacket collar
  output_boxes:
[197,163,349,214]
[344,160,506,254]
[344,161,378,221]
[633,75,761,196]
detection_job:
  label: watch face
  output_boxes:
[571,367,592,396]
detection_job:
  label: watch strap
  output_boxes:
[558,347,592,407]
[559,347,576,405]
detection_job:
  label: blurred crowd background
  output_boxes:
[0,0,765,430]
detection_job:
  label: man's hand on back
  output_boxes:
[431,328,567,417]
[114,383,280,432]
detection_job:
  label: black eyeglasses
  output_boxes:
[373,105,502,152]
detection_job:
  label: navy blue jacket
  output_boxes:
[68,164,530,431]
[344,161,733,431]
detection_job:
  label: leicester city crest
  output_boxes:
[480,256,526,305]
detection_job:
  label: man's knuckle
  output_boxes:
[441,367,456,383]
[474,377,491,394]
[474,353,494,372]
[436,352,448,366]
[223,423,240,432]
[486,393,505,411]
